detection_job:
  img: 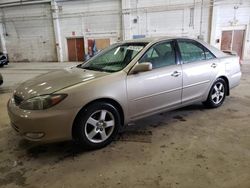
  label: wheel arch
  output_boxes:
[72,98,125,138]
[218,75,230,96]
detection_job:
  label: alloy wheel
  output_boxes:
[211,82,225,104]
[84,110,115,143]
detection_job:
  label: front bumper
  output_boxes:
[7,98,80,143]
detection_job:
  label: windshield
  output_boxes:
[80,42,147,72]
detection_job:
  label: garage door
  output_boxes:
[3,3,57,62]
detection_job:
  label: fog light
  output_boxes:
[25,132,45,139]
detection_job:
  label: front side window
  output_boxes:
[139,41,176,69]
[80,43,147,72]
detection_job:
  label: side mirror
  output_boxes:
[130,62,152,74]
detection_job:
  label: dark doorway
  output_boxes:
[67,38,85,61]
[221,30,245,59]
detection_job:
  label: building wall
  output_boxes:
[122,0,211,42]
[0,3,57,62]
[56,0,122,61]
[0,0,249,61]
[210,0,250,60]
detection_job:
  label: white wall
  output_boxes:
[122,0,211,42]
[0,3,57,62]
[0,0,249,61]
[56,0,122,61]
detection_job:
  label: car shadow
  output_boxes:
[12,103,210,162]
[17,139,86,162]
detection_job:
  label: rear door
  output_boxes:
[176,39,219,104]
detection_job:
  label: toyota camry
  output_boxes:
[7,37,241,149]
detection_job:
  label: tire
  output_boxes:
[73,102,121,150]
[203,78,227,108]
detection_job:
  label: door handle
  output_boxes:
[211,63,217,68]
[171,71,181,77]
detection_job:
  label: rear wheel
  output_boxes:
[73,102,121,150]
[203,78,227,108]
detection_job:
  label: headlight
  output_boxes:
[19,94,67,110]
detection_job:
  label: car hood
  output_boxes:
[14,67,109,100]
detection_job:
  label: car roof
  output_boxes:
[123,36,175,43]
[121,36,226,58]
[122,36,202,43]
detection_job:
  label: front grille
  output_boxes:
[13,94,24,106]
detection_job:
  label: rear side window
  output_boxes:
[204,49,215,60]
[178,41,206,63]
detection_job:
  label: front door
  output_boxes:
[127,40,182,120]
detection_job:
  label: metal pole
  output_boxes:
[51,0,63,62]
[199,0,204,38]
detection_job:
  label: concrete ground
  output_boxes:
[0,62,250,188]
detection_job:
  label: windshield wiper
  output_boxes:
[82,67,105,72]
[76,64,83,68]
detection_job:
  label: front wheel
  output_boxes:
[203,78,227,108]
[73,102,121,150]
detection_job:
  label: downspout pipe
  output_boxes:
[199,0,204,39]
[208,0,213,43]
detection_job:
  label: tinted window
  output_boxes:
[139,41,176,69]
[204,49,215,60]
[178,41,206,63]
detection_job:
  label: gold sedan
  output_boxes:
[7,37,241,149]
